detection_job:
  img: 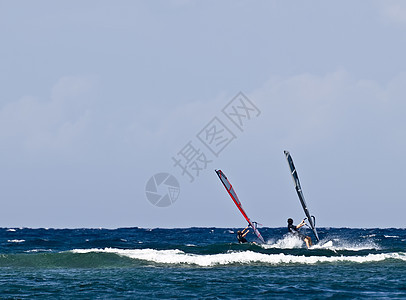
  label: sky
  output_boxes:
[1,0,406,228]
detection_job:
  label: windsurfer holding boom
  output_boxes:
[237,225,249,243]
[287,218,312,248]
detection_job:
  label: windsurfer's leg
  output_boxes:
[304,236,311,248]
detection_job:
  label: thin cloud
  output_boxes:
[381,1,406,25]
[0,76,96,153]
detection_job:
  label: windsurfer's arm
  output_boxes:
[242,230,249,237]
[296,219,306,229]
[242,225,249,233]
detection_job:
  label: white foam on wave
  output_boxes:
[263,235,304,249]
[262,236,380,251]
[7,239,25,243]
[362,234,376,238]
[6,229,16,232]
[311,240,380,251]
[70,248,406,267]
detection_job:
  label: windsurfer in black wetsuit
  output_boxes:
[237,225,249,243]
[287,218,312,248]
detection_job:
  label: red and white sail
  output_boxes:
[215,169,265,243]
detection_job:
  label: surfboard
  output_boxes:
[215,169,265,243]
[284,151,320,242]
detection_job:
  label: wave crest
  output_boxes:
[71,248,406,267]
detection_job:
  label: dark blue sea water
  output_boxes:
[1,227,405,299]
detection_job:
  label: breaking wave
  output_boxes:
[262,235,380,252]
[71,248,406,267]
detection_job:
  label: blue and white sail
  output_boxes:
[284,151,320,242]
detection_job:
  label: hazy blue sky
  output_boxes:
[1,1,406,228]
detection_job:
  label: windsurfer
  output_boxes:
[287,218,312,248]
[237,225,249,243]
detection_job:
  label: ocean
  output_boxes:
[1,227,405,299]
